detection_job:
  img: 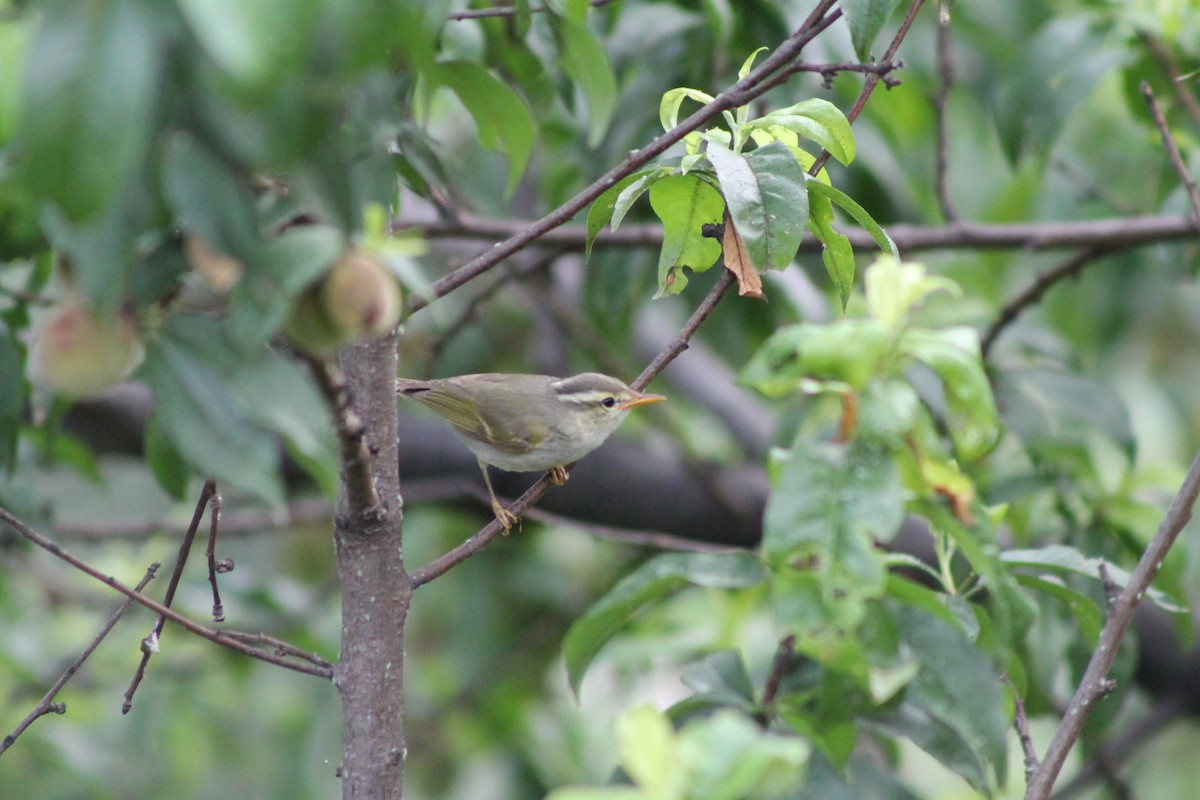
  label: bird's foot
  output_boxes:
[548,465,569,486]
[492,500,519,535]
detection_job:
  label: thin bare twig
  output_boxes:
[933,8,957,222]
[1024,445,1200,798]
[754,634,797,726]
[1012,680,1039,779]
[1141,82,1200,230]
[980,247,1105,358]
[812,0,925,174]
[407,0,843,313]
[1140,33,1200,131]
[124,480,219,712]
[0,506,333,680]
[0,563,159,756]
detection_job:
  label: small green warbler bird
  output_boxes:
[396,372,665,532]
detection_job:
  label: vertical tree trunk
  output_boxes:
[333,335,410,800]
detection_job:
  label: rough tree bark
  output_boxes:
[333,334,409,800]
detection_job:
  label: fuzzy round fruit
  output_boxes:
[320,249,402,339]
[27,300,144,398]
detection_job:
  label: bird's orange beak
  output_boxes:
[619,392,666,410]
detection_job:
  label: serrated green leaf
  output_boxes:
[16,0,163,221]
[902,327,999,459]
[1003,545,1186,614]
[434,60,535,197]
[706,141,808,272]
[648,174,724,297]
[587,172,649,260]
[556,16,617,147]
[840,0,905,62]
[748,99,855,165]
[563,552,766,696]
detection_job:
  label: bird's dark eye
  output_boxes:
[602,397,617,408]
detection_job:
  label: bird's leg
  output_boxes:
[548,465,569,486]
[478,460,517,534]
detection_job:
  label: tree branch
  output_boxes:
[1142,82,1200,229]
[413,212,1199,256]
[980,247,1106,358]
[405,0,843,313]
[1024,445,1200,798]
[0,507,333,679]
[1,563,159,755]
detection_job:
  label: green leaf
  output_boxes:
[863,255,958,329]
[706,141,808,272]
[433,60,536,197]
[610,168,674,230]
[764,440,903,589]
[867,602,1008,793]
[618,705,681,800]
[680,650,756,708]
[1003,545,1186,614]
[747,99,855,165]
[901,327,999,459]
[162,134,263,261]
[840,0,905,62]
[144,414,191,501]
[805,180,897,257]
[0,17,31,145]
[648,174,724,297]
[586,173,646,260]
[0,325,22,471]
[556,16,617,147]
[659,87,718,132]
[806,190,855,310]
[1011,573,1103,645]
[992,368,1136,458]
[142,316,285,507]
[738,319,893,395]
[227,224,345,346]
[545,789,646,800]
[141,314,334,506]
[175,0,320,90]
[563,552,766,696]
[16,0,163,221]
[677,710,810,800]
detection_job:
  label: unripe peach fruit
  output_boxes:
[27,300,144,397]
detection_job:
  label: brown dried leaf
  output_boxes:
[721,211,765,300]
